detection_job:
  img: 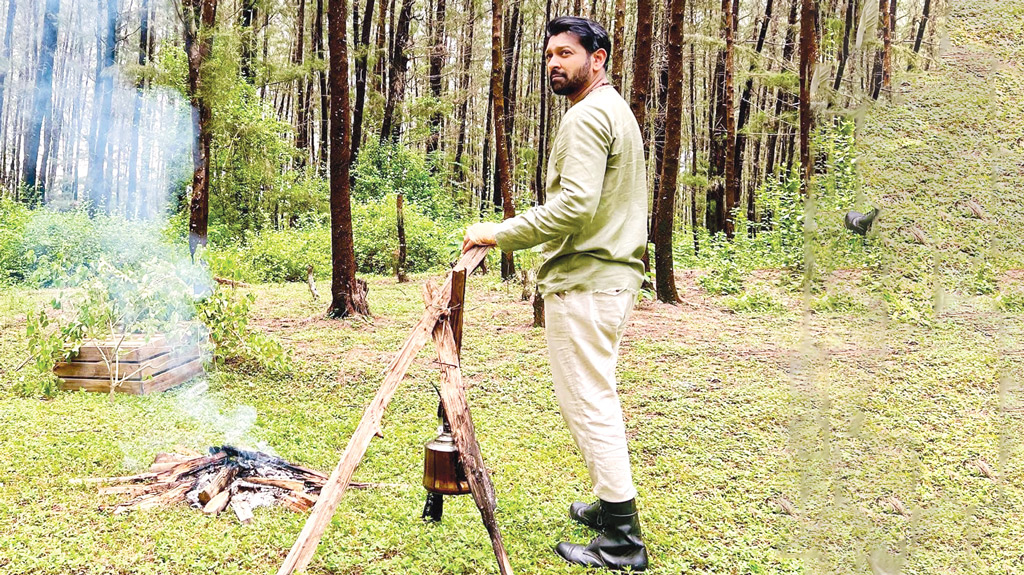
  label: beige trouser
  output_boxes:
[544,288,637,503]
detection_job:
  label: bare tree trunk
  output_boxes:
[426,0,447,159]
[395,193,408,282]
[611,0,627,88]
[380,0,413,142]
[327,0,370,317]
[0,0,16,168]
[722,0,738,237]
[313,0,329,171]
[350,0,375,165]
[734,0,773,228]
[240,0,258,83]
[833,0,854,89]
[23,0,60,206]
[799,0,817,193]
[630,0,653,152]
[869,0,888,99]
[293,0,310,163]
[128,0,151,219]
[654,0,684,304]
[184,0,218,256]
[491,0,515,280]
[454,0,475,182]
[913,0,930,54]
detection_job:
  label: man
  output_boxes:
[463,16,649,572]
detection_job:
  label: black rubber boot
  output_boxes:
[556,499,648,572]
[569,500,604,530]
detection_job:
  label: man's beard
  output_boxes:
[550,57,593,96]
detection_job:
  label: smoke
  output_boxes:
[9,1,272,458]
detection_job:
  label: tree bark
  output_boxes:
[454,0,475,183]
[0,0,16,173]
[380,0,413,142]
[833,0,854,90]
[426,0,447,159]
[733,0,773,229]
[630,0,653,153]
[327,0,371,317]
[611,0,627,88]
[350,0,375,165]
[293,0,309,163]
[799,0,817,193]
[491,0,515,280]
[127,0,151,219]
[913,0,930,54]
[313,0,329,171]
[183,0,218,256]
[654,0,684,304]
[23,0,60,206]
[240,0,258,83]
[722,0,738,237]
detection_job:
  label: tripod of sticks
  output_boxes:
[276,245,513,575]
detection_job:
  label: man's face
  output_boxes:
[545,32,595,96]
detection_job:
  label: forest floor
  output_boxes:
[2,2,1023,574]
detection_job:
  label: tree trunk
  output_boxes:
[327,0,370,317]
[630,0,653,153]
[22,0,60,206]
[611,0,627,88]
[350,0,375,165]
[313,0,329,171]
[869,0,888,99]
[395,193,408,282]
[722,0,738,237]
[654,0,684,304]
[799,0,817,193]
[453,0,475,183]
[293,0,309,163]
[184,0,218,256]
[491,0,515,280]
[426,0,447,159]
[380,0,413,142]
[128,0,150,219]
[833,0,854,90]
[0,0,16,168]
[913,0,930,54]
[733,0,773,229]
[240,0,258,83]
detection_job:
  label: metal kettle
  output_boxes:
[422,403,470,521]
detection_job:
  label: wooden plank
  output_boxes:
[246,477,305,491]
[58,358,203,395]
[275,245,491,575]
[54,347,200,380]
[69,335,169,363]
[433,320,513,575]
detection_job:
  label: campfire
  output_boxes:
[91,446,337,522]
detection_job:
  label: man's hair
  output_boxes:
[545,17,612,70]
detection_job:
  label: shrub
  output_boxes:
[351,197,461,275]
[244,227,331,282]
[0,198,30,284]
[353,140,461,221]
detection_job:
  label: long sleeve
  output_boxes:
[494,107,611,252]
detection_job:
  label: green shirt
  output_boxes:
[495,85,648,296]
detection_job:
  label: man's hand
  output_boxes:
[462,222,498,253]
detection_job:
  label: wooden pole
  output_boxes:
[432,321,513,575]
[276,246,490,575]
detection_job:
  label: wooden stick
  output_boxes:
[276,246,490,575]
[433,322,513,574]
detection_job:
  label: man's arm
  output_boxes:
[463,108,611,253]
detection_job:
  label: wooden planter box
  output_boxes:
[54,335,204,395]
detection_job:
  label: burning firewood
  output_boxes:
[90,446,344,523]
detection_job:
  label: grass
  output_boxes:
[1,267,1021,574]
